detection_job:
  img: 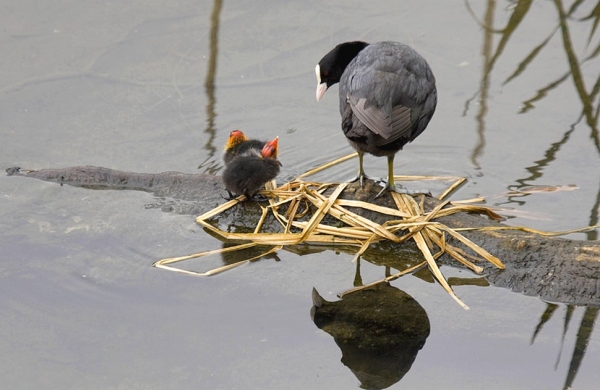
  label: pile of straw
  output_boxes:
[154,153,513,309]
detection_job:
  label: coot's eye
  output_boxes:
[323,71,329,78]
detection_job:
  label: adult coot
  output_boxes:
[315,41,437,194]
[222,137,281,199]
[223,130,270,164]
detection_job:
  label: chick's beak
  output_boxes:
[262,136,279,158]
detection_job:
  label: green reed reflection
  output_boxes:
[198,0,223,174]
[531,303,599,390]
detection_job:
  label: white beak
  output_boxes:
[316,82,328,102]
[315,64,328,101]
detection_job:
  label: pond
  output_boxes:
[1,0,599,389]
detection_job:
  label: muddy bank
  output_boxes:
[7,165,600,306]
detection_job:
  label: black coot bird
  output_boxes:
[223,129,270,164]
[222,137,281,199]
[315,41,437,194]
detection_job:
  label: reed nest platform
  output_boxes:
[7,165,600,306]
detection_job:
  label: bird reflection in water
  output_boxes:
[311,283,430,389]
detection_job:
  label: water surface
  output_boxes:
[1,0,599,389]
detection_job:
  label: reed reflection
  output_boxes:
[531,303,599,390]
[465,0,599,163]
[198,0,223,174]
[466,0,600,238]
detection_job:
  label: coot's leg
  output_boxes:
[375,155,431,197]
[375,155,396,197]
[348,151,370,187]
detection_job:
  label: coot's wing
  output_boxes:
[347,94,412,141]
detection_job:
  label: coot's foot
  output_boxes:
[348,173,370,188]
[221,191,238,201]
[247,193,270,202]
[374,180,393,198]
[374,179,431,198]
[220,192,270,202]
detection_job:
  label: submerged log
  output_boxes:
[6,166,225,215]
[336,180,600,306]
[7,165,600,306]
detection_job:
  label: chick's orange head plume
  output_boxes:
[224,130,248,150]
[261,136,279,159]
